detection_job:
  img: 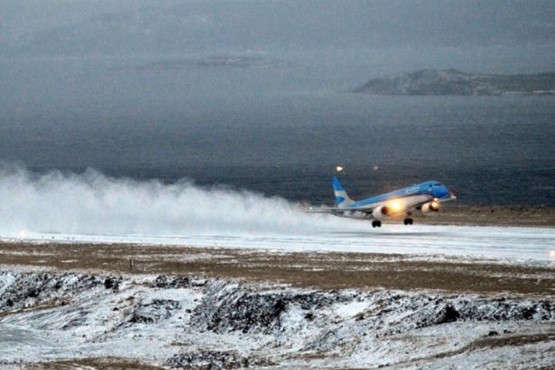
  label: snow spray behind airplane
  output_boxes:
[0,165,362,237]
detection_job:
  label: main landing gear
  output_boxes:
[372,218,413,227]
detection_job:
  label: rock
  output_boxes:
[192,282,346,334]
[155,275,206,288]
[165,350,273,369]
[0,272,103,311]
[27,288,40,298]
[155,275,190,289]
[436,304,460,324]
[129,299,181,324]
[104,276,121,290]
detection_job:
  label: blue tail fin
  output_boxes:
[331,176,354,208]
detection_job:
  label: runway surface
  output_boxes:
[3,223,554,265]
[1,168,553,265]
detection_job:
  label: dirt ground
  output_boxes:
[1,240,553,297]
[414,204,555,227]
[1,205,553,297]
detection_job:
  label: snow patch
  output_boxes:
[0,271,554,368]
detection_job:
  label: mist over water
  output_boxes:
[0,166,359,237]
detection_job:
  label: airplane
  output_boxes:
[309,174,456,227]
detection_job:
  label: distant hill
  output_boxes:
[354,69,555,96]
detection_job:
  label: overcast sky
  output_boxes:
[1,0,554,119]
[1,0,554,56]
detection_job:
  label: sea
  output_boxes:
[1,57,554,206]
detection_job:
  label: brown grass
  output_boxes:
[1,241,553,296]
[23,357,165,370]
[397,330,555,367]
[417,204,555,227]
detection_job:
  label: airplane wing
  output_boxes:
[306,175,456,226]
[305,205,372,219]
[306,192,456,220]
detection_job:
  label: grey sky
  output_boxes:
[1,1,554,118]
[1,0,554,56]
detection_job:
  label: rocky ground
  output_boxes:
[0,270,554,369]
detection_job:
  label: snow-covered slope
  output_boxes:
[1,271,553,369]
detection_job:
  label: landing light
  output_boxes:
[389,200,403,212]
[336,166,344,173]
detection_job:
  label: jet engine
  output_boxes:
[372,205,394,220]
[420,200,440,214]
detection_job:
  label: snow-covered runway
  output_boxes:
[4,223,554,265]
[1,167,553,265]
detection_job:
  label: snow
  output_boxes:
[1,167,553,265]
[2,224,554,265]
[0,272,554,368]
[0,169,553,367]
[334,299,368,319]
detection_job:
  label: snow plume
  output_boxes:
[0,165,351,237]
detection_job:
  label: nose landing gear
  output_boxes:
[403,218,413,225]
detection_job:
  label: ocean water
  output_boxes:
[1,54,554,206]
[1,91,553,206]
